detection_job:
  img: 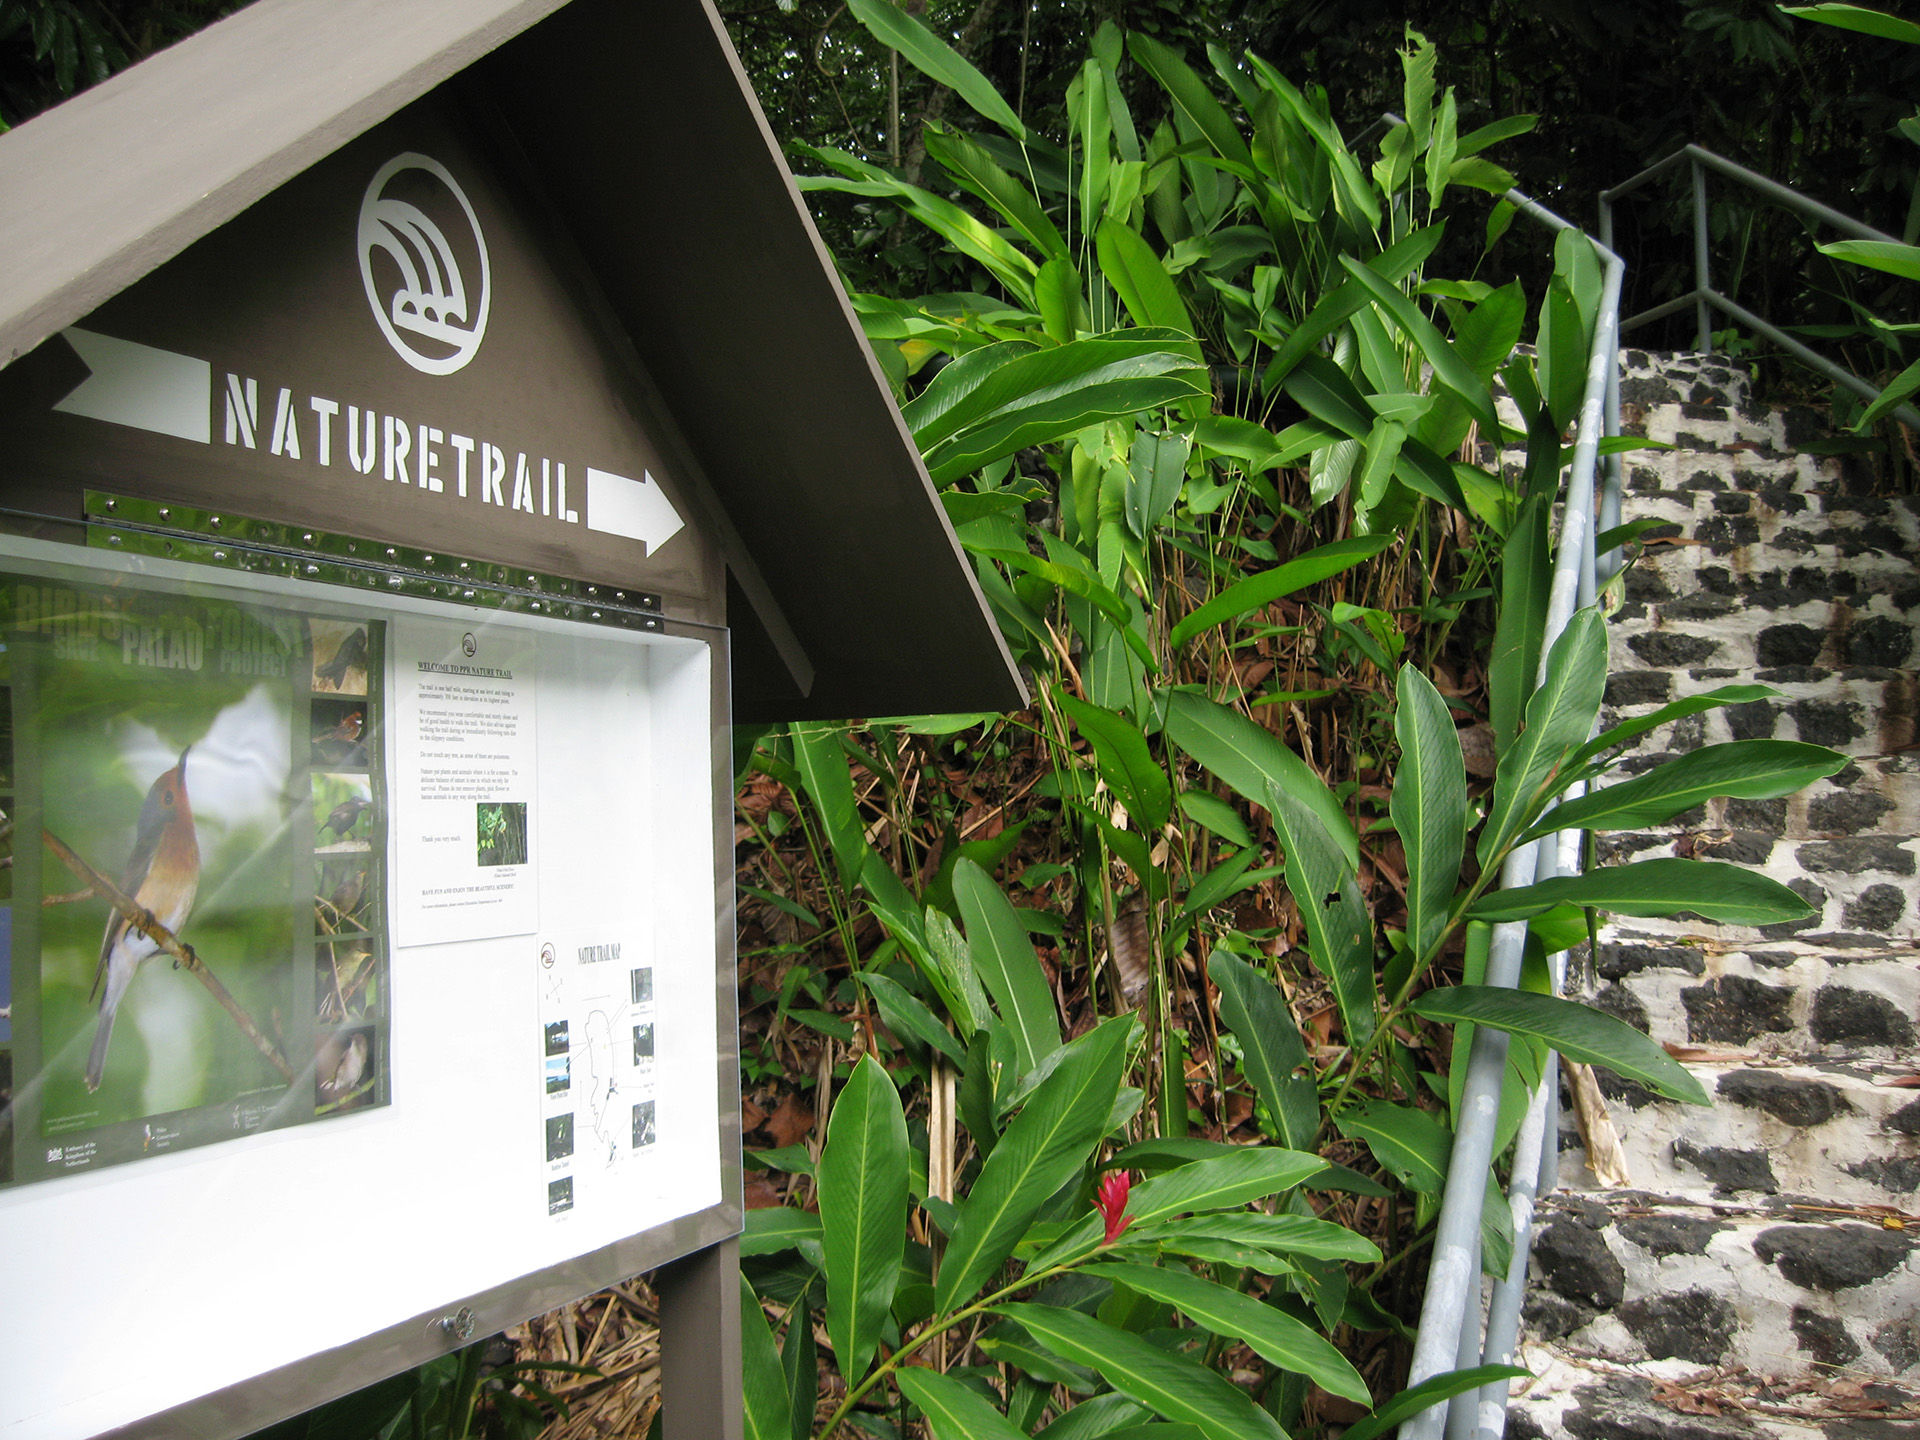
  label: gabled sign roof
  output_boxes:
[0,0,1025,722]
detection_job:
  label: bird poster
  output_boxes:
[0,573,392,1187]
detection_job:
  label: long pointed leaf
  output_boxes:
[1126,33,1253,169]
[1270,781,1377,1046]
[1410,985,1710,1104]
[1466,857,1815,928]
[1207,950,1316,1148]
[1164,692,1358,868]
[1392,664,1467,960]
[1058,690,1173,834]
[925,123,1066,259]
[1567,683,1780,773]
[995,1304,1288,1440]
[846,0,1027,139]
[1083,1261,1371,1405]
[818,1055,908,1384]
[897,1368,1031,1440]
[1169,534,1393,649]
[1478,608,1608,867]
[952,858,1062,1074]
[1338,256,1500,440]
[741,1279,795,1440]
[1097,217,1194,334]
[791,723,863,889]
[1488,489,1551,760]
[1337,1365,1530,1440]
[935,1016,1132,1313]
[1527,740,1846,840]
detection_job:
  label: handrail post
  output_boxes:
[1692,158,1712,353]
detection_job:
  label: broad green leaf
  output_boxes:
[1259,226,1446,387]
[847,0,1027,138]
[1243,54,1381,227]
[1400,29,1435,144]
[1284,350,1375,436]
[1537,278,1587,432]
[1123,1211,1381,1262]
[927,365,1207,484]
[953,858,1062,1074]
[897,1367,1031,1440]
[1784,2,1920,41]
[858,970,965,1064]
[1036,256,1085,345]
[1467,857,1816,928]
[791,722,863,888]
[1027,1145,1327,1270]
[1163,691,1358,868]
[1335,1100,1448,1193]
[936,1016,1132,1313]
[780,1287,817,1440]
[1338,255,1501,439]
[1410,985,1711,1104]
[1170,534,1394,648]
[995,1304,1289,1440]
[741,1278,795,1440]
[1423,86,1457,211]
[1207,949,1316,1148]
[1488,489,1550,760]
[1478,609,1609,867]
[1058,690,1173,833]
[1456,113,1538,157]
[1085,1261,1371,1405]
[1269,781,1377,1047]
[905,330,1197,451]
[1528,740,1846,840]
[1127,33,1254,170]
[1125,429,1190,540]
[818,1055,908,1384]
[1820,238,1920,282]
[1098,217,1194,334]
[924,905,995,1038]
[1568,684,1780,773]
[1337,1365,1530,1440]
[794,151,1037,303]
[1035,1394,1153,1440]
[1176,791,1252,847]
[925,123,1065,259]
[741,1208,825,1262]
[1856,353,1920,429]
[1392,664,1467,960]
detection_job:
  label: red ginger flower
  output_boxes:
[1096,1170,1134,1245]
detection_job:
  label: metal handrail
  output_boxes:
[1600,143,1920,431]
[1396,182,1623,1440]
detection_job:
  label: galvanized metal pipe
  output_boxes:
[1692,160,1713,353]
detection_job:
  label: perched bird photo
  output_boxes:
[86,746,200,1093]
[319,794,373,842]
[313,626,369,692]
[311,707,367,766]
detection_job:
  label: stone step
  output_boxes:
[1507,1347,1920,1440]
[1589,934,1920,1056]
[1560,1058,1920,1209]
[1522,1193,1920,1386]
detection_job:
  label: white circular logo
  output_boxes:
[358,153,491,376]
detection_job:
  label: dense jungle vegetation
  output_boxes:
[5,2,1910,1437]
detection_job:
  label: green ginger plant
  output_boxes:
[736,15,1843,1439]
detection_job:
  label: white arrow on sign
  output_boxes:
[585,467,685,554]
[52,327,211,443]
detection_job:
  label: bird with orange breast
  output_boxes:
[85,746,200,1093]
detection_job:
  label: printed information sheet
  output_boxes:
[393,618,538,945]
